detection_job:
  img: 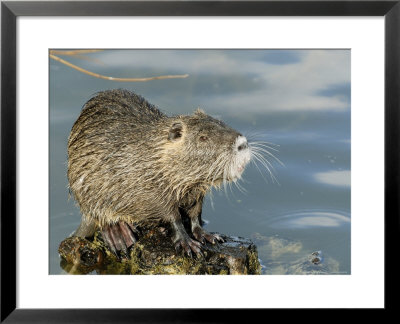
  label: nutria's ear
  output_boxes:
[194,108,206,116]
[168,122,183,141]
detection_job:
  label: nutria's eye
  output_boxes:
[199,136,208,142]
[168,122,183,141]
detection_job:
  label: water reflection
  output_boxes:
[314,170,351,187]
[266,210,350,229]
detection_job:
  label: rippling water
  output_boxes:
[49,49,351,274]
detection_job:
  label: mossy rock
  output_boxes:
[59,227,261,275]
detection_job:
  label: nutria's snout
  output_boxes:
[236,136,249,152]
[231,135,251,180]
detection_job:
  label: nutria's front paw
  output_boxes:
[174,233,202,258]
[192,226,225,245]
[101,222,138,259]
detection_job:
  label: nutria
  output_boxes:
[68,89,252,257]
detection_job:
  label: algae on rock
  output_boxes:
[59,226,261,275]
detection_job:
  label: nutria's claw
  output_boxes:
[126,223,141,236]
[174,235,202,258]
[193,227,224,245]
[212,233,225,243]
[174,243,182,254]
[195,250,204,259]
[197,236,206,245]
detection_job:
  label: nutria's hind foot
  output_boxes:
[192,226,225,245]
[101,222,138,259]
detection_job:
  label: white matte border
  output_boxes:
[17,17,384,308]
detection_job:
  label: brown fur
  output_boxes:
[68,89,247,249]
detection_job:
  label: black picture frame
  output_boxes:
[1,0,398,321]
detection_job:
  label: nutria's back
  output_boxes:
[68,89,166,147]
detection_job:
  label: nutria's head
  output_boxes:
[163,109,251,190]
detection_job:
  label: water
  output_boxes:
[49,49,351,274]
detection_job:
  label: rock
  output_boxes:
[58,236,104,274]
[59,227,261,275]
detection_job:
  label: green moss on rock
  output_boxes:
[59,228,261,275]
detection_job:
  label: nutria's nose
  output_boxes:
[236,136,248,151]
[238,143,248,151]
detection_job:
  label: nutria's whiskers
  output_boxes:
[249,141,282,185]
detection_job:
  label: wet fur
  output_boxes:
[68,89,249,244]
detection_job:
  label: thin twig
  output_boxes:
[50,54,189,82]
[50,49,105,56]
[50,49,106,66]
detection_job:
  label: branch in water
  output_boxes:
[49,52,189,82]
